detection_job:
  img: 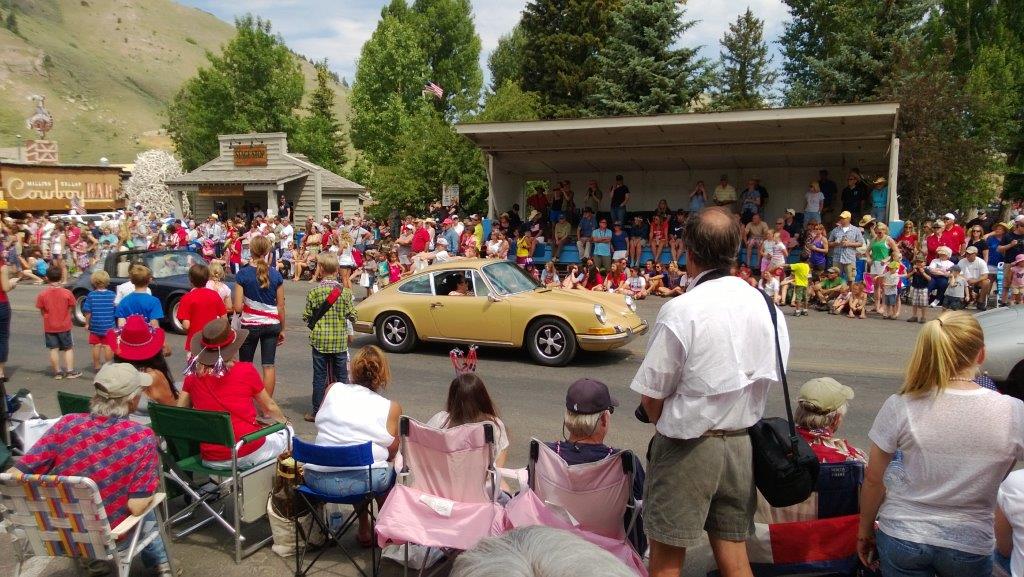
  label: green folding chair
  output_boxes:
[148,404,289,563]
[57,391,92,415]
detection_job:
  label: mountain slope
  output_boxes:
[0,0,350,164]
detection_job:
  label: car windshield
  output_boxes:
[481,261,541,295]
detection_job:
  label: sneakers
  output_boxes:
[906,316,918,323]
[929,300,940,308]
[65,370,83,379]
[154,562,177,577]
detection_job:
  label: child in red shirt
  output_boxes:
[35,266,80,379]
[176,264,227,357]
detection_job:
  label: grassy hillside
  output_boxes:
[0,0,350,164]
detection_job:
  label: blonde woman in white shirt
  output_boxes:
[858,311,1024,576]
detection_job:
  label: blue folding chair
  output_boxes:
[292,437,381,577]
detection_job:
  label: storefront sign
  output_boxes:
[233,144,268,167]
[198,184,245,197]
[0,163,120,211]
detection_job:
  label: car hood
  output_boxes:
[977,306,1023,329]
[522,287,633,313]
[978,307,1024,381]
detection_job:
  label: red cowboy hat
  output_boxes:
[105,314,165,360]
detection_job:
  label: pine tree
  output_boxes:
[411,0,483,118]
[293,60,348,175]
[779,0,930,105]
[166,15,304,170]
[488,25,525,92]
[350,8,428,166]
[477,81,542,122]
[586,0,706,116]
[520,0,621,118]
[711,8,777,110]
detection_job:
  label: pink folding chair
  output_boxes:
[374,416,508,576]
[504,439,647,576]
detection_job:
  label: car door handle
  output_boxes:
[431,302,444,308]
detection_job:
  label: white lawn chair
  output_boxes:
[0,472,174,577]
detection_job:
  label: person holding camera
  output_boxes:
[630,206,790,577]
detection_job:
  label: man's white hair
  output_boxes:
[89,392,138,418]
[451,526,634,577]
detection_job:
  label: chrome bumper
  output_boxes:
[577,319,648,351]
[353,320,374,334]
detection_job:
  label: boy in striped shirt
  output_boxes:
[82,270,116,371]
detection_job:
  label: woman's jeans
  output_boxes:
[239,323,281,366]
[304,466,395,497]
[0,300,10,364]
[876,530,992,577]
[116,511,168,568]
[311,348,348,413]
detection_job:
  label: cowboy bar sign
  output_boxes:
[0,162,121,211]
[233,144,268,167]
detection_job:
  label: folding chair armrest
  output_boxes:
[497,467,528,490]
[111,493,166,539]
[238,422,287,446]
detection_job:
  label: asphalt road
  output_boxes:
[2,280,917,577]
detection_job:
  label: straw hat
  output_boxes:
[859,214,875,227]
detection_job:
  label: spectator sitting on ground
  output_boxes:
[547,378,647,554]
[450,526,635,577]
[811,266,847,310]
[7,363,173,577]
[832,281,868,319]
[795,377,867,463]
[656,261,686,297]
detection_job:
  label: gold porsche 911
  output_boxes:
[353,259,648,366]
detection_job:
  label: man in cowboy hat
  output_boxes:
[8,363,173,576]
[870,177,888,222]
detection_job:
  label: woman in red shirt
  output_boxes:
[924,221,943,263]
[896,220,918,264]
[177,317,290,468]
[649,215,669,264]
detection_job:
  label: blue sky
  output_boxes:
[179,0,789,84]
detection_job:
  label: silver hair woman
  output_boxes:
[451,527,635,577]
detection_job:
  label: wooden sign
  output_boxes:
[0,163,120,211]
[198,184,245,197]
[233,144,268,167]
[25,140,59,164]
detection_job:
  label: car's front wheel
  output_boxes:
[526,317,577,367]
[166,296,186,335]
[376,313,417,353]
[72,291,88,327]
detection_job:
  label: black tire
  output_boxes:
[375,313,417,353]
[526,317,577,367]
[999,360,1024,401]
[72,291,88,327]
[166,296,186,335]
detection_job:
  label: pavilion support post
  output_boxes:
[887,136,900,223]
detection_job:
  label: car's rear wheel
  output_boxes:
[526,317,577,367]
[72,291,88,327]
[166,297,186,335]
[376,313,417,353]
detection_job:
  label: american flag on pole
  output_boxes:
[70,193,84,215]
[423,81,444,99]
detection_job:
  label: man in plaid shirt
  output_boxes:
[302,252,355,422]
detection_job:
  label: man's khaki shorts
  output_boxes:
[643,432,755,548]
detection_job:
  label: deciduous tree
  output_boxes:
[411,0,483,117]
[293,60,348,176]
[166,15,304,170]
[488,25,525,92]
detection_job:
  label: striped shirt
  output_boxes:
[16,413,160,529]
[81,288,116,335]
[236,265,284,326]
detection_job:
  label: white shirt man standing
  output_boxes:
[631,206,789,577]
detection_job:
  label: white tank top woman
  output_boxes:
[305,382,394,471]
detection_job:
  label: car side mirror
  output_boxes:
[488,294,502,303]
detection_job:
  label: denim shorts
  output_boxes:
[884,293,898,306]
[876,530,991,577]
[44,331,73,351]
[238,323,281,366]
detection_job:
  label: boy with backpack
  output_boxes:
[302,252,355,422]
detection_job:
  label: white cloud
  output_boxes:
[178,0,790,83]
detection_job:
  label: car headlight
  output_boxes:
[624,295,637,312]
[594,304,607,324]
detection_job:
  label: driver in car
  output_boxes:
[449,276,471,296]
